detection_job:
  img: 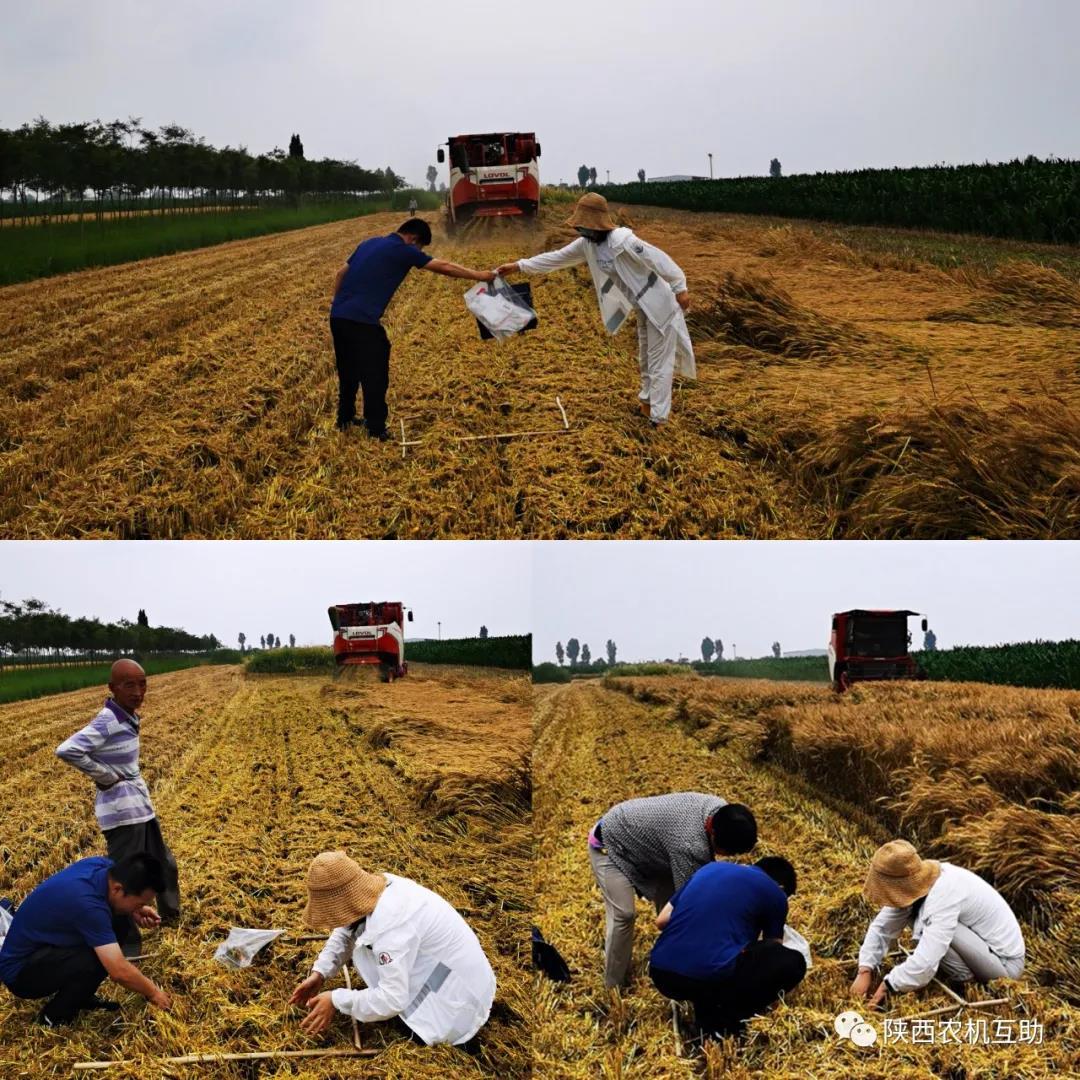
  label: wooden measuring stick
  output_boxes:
[671,1001,684,1057]
[556,395,569,429]
[904,997,1009,1022]
[897,943,968,1006]
[454,427,569,443]
[74,1049,378,1070]
[343,965,362,1050]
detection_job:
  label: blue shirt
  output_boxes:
[0,857,118,985]
[330,233,432,324]
[649,862,788,981]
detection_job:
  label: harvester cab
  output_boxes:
[437,132,541,231]
[328,602,413,683]
[828,610,928,692]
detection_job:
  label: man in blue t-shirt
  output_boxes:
[649,856,806,1039]
[0,854,172,1028]
[329,217,495,438]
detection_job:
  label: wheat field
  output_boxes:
[2,205,1077,538]
[0,665,531,1079]
[533,677,1079,1079]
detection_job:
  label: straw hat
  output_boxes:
[864,840,941,908]
[304,851,387,929]
[566,192,617,231]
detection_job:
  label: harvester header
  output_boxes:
[328,601,413,682]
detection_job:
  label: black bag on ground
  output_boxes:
[531,925,572,981]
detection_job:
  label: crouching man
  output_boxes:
[290,851,496,1047]
[648,856,806,1040]
[852,840,1025,1007]
[0,854,172,1028]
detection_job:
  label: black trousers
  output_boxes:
[104,816,180,920]
[5,916,137,1024]
[650,941,807,1037]
[330,317,391,433]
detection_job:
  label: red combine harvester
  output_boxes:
[828,610,928,692]
[437,132,541,230]
[328,602,413,682]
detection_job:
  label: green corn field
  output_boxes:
[598,156,1080,243]
[914,639,1080,689]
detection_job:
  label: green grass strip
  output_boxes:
[0,202,390,285]
[0,655,236,704]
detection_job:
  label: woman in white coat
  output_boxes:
[852,840,1025,1008]
[496,192,695,427]
[290,851,496,1047]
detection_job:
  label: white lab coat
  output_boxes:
[857,863,1025,992]
[311,874,496,1046]
[518,228,696,379]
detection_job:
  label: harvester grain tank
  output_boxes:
[437,132,541,230]
[828,610,928,692]
[328,602,413,682]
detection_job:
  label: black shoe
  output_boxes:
[336,417,365,432]
[80,996,121,1012]
[367,427,390,442]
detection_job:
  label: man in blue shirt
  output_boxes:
[649,856,806,1040]
[0,854,172,1028]
[330,218,495,438]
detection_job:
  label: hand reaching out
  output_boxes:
[299,991,336,1036]
[289,971,325,1007]
[495,262,520,277]
[132,904,161,929]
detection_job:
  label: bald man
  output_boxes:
[56,660,180,929]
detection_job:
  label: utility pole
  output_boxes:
[438,621,441,640]
[606,169,610,183]
[708,152,713,179]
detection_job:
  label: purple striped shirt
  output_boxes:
[55,699,156,831]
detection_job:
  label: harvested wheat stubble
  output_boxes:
[0,666,532,1079]
[2,205,1078,538]
[608,675,1080,1003]
[534,679,1079,1079]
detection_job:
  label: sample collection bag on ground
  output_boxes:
[214,927,284,969]
[465,276,538,340]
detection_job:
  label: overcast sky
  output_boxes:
[532,542,1080,662]
[2,542,1077,660]
[4,1,1077,187]
[1,542,530,647]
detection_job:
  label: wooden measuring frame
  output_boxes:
[889,943,1011,1021]
[399,395,570,457]
[75,962,374,1070]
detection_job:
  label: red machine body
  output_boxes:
[437,132,541,228]
[828,609,927,692]
[328,602,413,682]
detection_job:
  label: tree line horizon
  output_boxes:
[0,117,409,221]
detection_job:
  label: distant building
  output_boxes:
[647,174,711,183]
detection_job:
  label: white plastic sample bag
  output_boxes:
[0,904,13,950]
[464,276,537,340]
[214,927,285,969]
[782,925,813,970]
